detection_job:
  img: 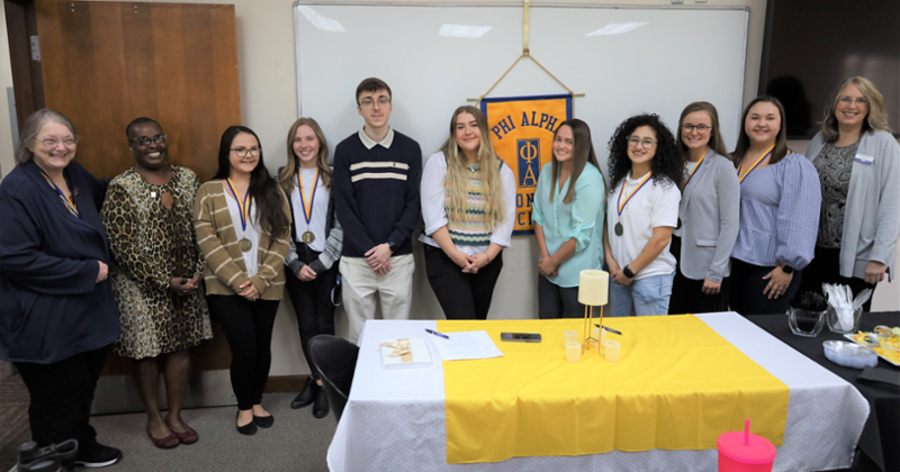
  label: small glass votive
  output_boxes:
[826,306,862,334]
[565,342,582,363]
[787,308,825,337]
[604,340,620,362]
[563,330,578,347]
[600,328,608,346]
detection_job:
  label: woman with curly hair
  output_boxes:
[668,102,740,314]
[728,96,820,315]
[799,77,898,312]
[603,114,682,316]
[532,118,606,318]
[420,106,515,319]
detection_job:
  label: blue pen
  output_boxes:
[594,324,623,335]
[425,328,450,340]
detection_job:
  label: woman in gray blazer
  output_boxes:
[799,77,899,312]
[668,102,740,314]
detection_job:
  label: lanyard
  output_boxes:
[225,178,250,232]
[617,172,652,217]
[296,168,320,226]
[737,144,775,183]
[682,150,707,190]
[40,170,79,217]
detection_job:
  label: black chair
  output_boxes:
[307,334,359,422]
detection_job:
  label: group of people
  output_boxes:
[0,75,896,467]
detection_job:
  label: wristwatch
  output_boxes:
[622,266,635,278]
[387,240,398,253]
[781,265,794,274]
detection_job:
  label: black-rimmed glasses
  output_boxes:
[130,134,168,147]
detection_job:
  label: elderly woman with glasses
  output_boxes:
[0,109,122,468]
[101,117,211,448]
[799,77,899,311]
[604,114,683,317]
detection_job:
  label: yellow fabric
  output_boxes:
[438,315,789,464]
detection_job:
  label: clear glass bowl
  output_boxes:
[787,308,826,337]
[825,306,862,334]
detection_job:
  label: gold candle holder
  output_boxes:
[578,270,609,355]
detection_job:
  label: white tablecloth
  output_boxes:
[327,312,869,472]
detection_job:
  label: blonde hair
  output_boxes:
[279,118,332,193]
[820,76,892,143]
[440,106,506,231]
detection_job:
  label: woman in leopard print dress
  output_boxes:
[101,118,211,448]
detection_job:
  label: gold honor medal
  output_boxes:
[615,173,653,238]
[240,238,252,252]
[297,169,320,246]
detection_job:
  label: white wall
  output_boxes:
[0,0,895,376]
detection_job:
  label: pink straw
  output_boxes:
[744,418,750,445]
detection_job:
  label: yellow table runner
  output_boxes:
[437,315,789,464]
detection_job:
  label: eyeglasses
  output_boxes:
[838,96,869,106]
[130,134,168,147]
[627,137,657,148]
[359,97,391,109]
[231,147,261,158]
[40,137,78,148]
[682,124,711,134]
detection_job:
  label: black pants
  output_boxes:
[668,236,730,314]
[798,246,876,312]
[285,250,338,380]
[14,345,111,449]
[207,295,279,410]
[538,275,585,319]
[424,245,503,320]
[728,258,803,316]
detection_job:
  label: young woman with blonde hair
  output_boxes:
[278,117,343,418]
[420,106,515,320]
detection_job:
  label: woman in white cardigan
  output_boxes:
[800,77,899,311]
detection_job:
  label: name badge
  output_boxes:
[854,154,874,165]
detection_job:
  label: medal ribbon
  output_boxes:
[617,172,653,217]
[737,144,775,183]
[225,178,249,232]
[40,170,79,216]
[296,168,319,226]
[681,149,707,190]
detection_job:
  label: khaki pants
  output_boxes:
[340,254,415,343]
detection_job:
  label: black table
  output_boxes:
[749,312,900,472]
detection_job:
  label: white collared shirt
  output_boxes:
[358,126,394,150]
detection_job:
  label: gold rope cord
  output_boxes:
[470,1,584,105]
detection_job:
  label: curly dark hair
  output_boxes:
[606,114,683,191]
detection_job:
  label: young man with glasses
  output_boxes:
[333,77,422,343]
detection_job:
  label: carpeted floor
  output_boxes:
[0,366,335,472]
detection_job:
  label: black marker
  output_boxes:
[425,328,450,340]
[594,324,622,335]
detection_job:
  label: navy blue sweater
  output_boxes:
[0,160,120,363]
[333,131,422,258]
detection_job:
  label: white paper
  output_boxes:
[380,338,432,369]
[427,330,504,361]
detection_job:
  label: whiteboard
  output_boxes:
[293,2,749,172]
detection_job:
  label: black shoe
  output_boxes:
[74,443,122,468]
[236,412,257,436]
[290,379,319,409]
[254,414,274,428]
[312,384,329,418]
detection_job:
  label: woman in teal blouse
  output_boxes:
[533,119,606,318]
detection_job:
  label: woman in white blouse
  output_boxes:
[419,106,516,320]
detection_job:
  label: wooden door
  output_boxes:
[29,1,240,396]
[34,0,240,181]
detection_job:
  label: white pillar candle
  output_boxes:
[563,330,578,347]
[604,340,620,362]
[565,342,582,364]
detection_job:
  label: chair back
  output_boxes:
[308,334,359,422]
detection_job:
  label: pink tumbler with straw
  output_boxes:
[717,419,777,472]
